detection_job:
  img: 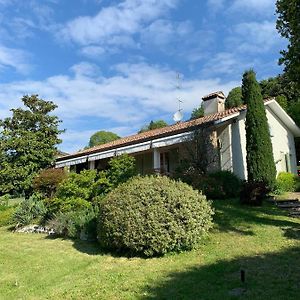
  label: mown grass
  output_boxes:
[0,199,300,300]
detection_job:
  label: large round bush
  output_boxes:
[98,176,214,257]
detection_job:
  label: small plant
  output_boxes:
[48,206,98,240]
[240,181,269,206]
[13,193,47,227]
[98,175,214,257]
[33,168,67,198]
[275,172,299,194]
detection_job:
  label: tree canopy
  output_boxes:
[225,87,243,108]
[190,104,204,120]
[0,95,63,196]
[88,131,120,148]
[276,0,300,89]
[138,120,168,133]
[243,70,276,188]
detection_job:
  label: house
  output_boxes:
[55,92,300,179]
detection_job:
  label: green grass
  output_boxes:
[0,199,300,300]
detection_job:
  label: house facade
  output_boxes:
[56,92,300,179]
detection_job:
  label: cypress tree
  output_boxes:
[243,70,276,188]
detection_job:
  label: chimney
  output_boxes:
[202,91,225,116]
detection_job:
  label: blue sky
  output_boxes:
[0,0,286,152]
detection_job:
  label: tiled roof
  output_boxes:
[57,102,256,162]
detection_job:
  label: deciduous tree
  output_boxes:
[0,95,63,196]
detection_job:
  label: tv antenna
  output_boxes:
[173,73,184,122]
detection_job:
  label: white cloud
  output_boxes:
[61,0,178,46]
[0,45,30,73]
[232,21,282,54]
[0,62,237,152]
[231,0,275,11]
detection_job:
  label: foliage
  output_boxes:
[178,126,219,176]
[55,170,97,201]
[0,194,10,207]
[13,193,47,227]
[44,197,91,220]
[0,95,63,196]
[176,169,241,199]
[33,168,67,198]
[208,171,242,198]
[288,101,300,127]
[0,206,16,227]
[47,206,98,240]
[243,70,276,189]
[138,120,168,133]
[225,87,243,108]
[275,172,300,194]
[190,104,204,119]
[98,176,214,257]
[88,131,120,148]
[276,0,300,89]
[240,181,270,206]
[106,154,137,188]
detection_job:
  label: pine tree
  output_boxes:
[243,70,276,188]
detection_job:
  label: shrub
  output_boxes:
[56,170,97,201]
[0,194,10,207]
[175,169,241,199]
[107,154,137,188]
[44,197,91,220]
[240,181,269,206]
[209,171,241,198]
[13,193,47,227]
[98,176,214,257]
[48,206,98,240]
[0,206,16,227]
[275,172,299,194]
[33,168,67,198]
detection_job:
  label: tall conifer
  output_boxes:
[243,70,276,188]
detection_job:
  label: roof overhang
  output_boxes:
[55,131,192,168]
[265,99,300,137]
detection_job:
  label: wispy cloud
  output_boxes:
[0,45,30,73]
[0,61,238,152]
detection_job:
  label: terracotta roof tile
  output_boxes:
[57,99,273,162]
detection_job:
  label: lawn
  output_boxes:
[0,199,300,300]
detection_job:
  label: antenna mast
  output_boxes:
[173,72,184,122]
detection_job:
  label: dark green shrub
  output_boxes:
[13,193,47,227]
[48,206,98,240]
[175,169,241,199]
[98,176,214,257]
[0,206,16,227]
[240,181,269,206]
[33,168,67,198]
[208,171,242,198]
[275,172,299,194]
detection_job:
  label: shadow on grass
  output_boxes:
[142,246,300,300]
[212,199,300,238]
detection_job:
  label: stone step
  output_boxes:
[275,199,299,205]
[289,211,300,218]
[277,203,300,209]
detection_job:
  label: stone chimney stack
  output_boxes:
[202,91,225,116]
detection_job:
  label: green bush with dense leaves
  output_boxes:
[44,197,91,220]
[55,170,97,200]
[275,172,300,194]
[13,193,47,227]
[175,169,241,199]
[0,206,16,227]
[98,176,214,257]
